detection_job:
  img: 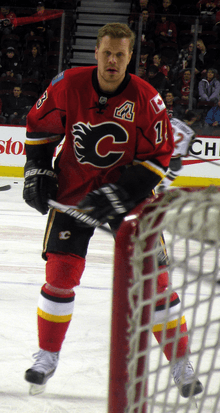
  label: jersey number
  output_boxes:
[155,120,168,144]
[172,127,185,156]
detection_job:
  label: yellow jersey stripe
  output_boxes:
[25,135,62,145]
[133,159,165,179]
[141,160,165,179]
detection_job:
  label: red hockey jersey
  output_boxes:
[26,66,174,205]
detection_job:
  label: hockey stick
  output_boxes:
[48,199,113,234]
[189,154,220,167]
[0,184,11,191]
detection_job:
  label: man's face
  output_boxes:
[141,52,148,62]
[184,71,191,81]
[140,0,149,7]
[138,65,146,78]
[32,46,38,56]
[207,71,214,81]
[165,93,173,104]
[95,35,132,93]
[142,10,149,21]
[197,41,203,51]
[13,87,21,97]
[188,43,193,53]
[153,55,160,66]
[163,0,171,8]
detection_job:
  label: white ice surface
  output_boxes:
[1,178,220,413]
[0,178,114,413]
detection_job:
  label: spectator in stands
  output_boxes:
[204,97,220,134]
[0,6,16,36]
[129,8,156,73]
[196,39,217,78]
[24,2,54,50]
[186,110,204,134]
[141,9,156,45]
[128,0,156,29]
[0,96,6,124]
[19,105,33,126]
[154,14,177,48]
[146,64,170,95]
[0,47,22,83]
[196,0,219,23]
[22,44,45,80]
[3,85,28,124]
[163,90,185,119]
[140,0,156,18]
[173,41,194,77]
[138,40,155,78]
[172,68,198,109]
[155,0,178,21]
[152,53,170,78]
[198,67,220,104]
[138,62,148,80]
[213,7,220,39]
[35,2,54,38]
[140,43,154,70]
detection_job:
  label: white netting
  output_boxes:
[127,187,220,413]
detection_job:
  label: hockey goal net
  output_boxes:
[108,187,220,413]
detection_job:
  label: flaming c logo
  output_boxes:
[72,121,128,168]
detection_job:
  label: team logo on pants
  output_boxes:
[59,231,71,240]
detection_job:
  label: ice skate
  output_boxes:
[172,358,203,398]
[25,349,59,395]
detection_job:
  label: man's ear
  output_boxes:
[95,46,98,61]
[128,51,133,65]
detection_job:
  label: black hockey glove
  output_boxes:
[77,183,135,225]
[23,160,58,215]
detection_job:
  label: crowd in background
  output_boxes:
[1,0,220,135]
[0,1,76,125]
[129,0,220,135]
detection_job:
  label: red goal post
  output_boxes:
[108,187,220,413]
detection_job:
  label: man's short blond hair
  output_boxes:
[96,23,135,53]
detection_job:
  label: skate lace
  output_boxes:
[172,360,195,385]
[32,349,59,374]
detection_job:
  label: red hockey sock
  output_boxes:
[152,268,189,361]
[153,308,188,360]
[37,283,75,352]
[37,253,85,352]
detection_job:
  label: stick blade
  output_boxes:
[0,184,11,191]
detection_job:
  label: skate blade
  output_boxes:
[29,383,46,395]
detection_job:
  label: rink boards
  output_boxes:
[0,125,220,187]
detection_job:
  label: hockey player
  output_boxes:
[156,111,197,192]
[23,23,203,398]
